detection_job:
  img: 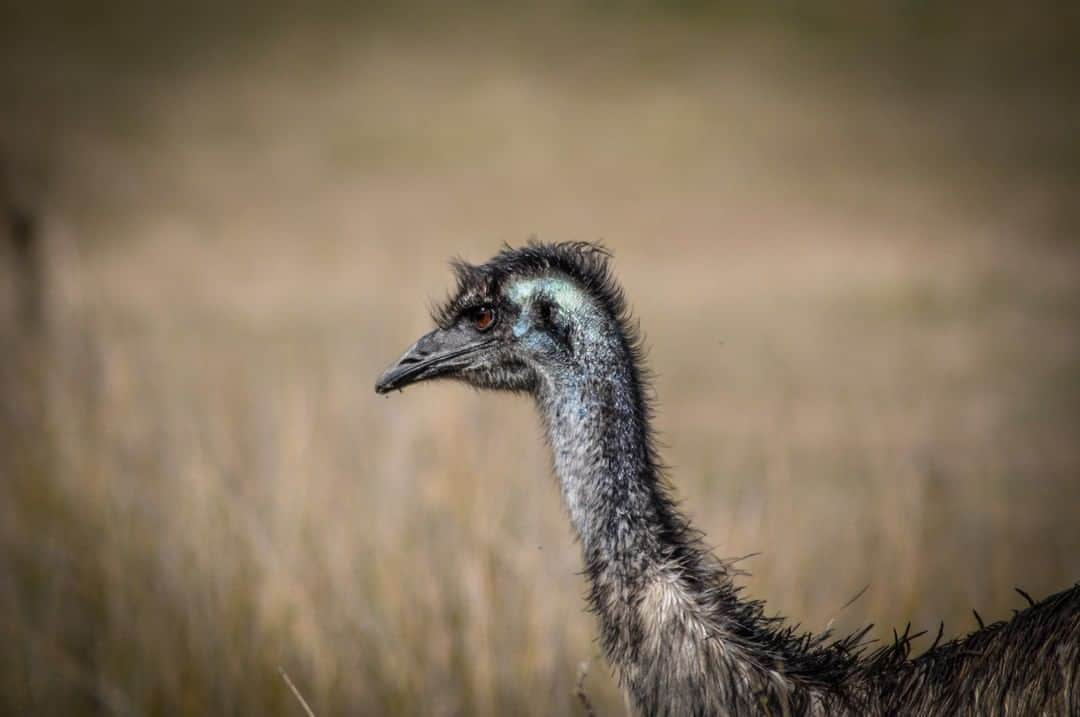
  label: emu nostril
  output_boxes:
[375,332,445,394]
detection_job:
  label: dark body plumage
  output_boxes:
[376,242,1080,716]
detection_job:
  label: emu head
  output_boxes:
[375,242,629,397]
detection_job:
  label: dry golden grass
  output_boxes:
[2,16,1079,716]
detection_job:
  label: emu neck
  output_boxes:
[536,334,664,570]
[534,317,845,716]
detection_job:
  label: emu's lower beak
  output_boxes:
[375,327,492,394]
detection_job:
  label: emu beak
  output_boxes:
[375,326,493,394]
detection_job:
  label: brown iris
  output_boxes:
[472,306,495,331]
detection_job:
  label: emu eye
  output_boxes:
[471,306,496,331]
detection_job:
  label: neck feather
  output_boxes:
[535,311,859,716]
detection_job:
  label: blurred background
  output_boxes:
[2,2,1079,714]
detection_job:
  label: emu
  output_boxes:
[375,242,1079,716]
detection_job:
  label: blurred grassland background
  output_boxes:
[2,1,1079,714]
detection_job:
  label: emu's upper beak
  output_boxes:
[375,326,492,394]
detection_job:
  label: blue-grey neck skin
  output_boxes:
[523,284,656,559]
[512,275,851,715]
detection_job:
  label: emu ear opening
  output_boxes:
[537,297,555,325]
[536,296,574,352]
